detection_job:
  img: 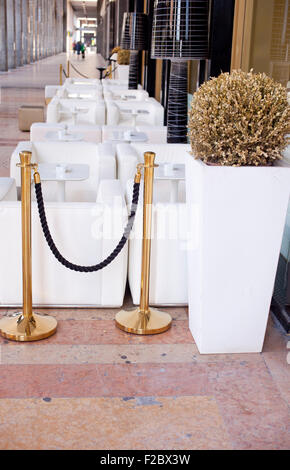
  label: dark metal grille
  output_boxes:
[151,0,209,59]
[121,12,148,51]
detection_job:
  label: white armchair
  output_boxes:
[0,179,128,307]
[106,98,164,127]
[47,97,106,126]
[10,141,116,202]
[0,178,17,201]
[30,122,102,143]
[116,143,190,192]
[126,180,188,306]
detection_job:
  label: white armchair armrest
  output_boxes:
[46,97,60,123]
[106,102,120,125]
[116,144,139,192]
[97,143,116,179]
[147,98,164,126]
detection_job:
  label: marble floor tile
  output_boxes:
[0,343,262,366]
[0,363,210,399]
[206,360,290,450]
[0,319,193,346]
[0,396,231,450]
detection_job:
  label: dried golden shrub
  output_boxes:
[117,49,130,65]
[112,46,121,54]
[188,70,289,166]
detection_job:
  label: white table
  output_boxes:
[155,163,185,203]
[45,130,84,142]
[120,108,150,126]
[60,107,89,126]
[36,163,90,202]
[110,130,148,143]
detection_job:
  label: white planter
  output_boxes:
[185,157,290,354]
[116,65,129,81]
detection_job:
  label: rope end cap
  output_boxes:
[34,172,40,185]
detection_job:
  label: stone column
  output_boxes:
[22,0,28,64]
[63,0,67,52]
[40,0,45,57]
[56,0,63,54]
[0,0,8,71]
[29,0,34,62]
[6,0,16,68]
[34,0,38,61]
[15,0,23,66]
[47,0,53,56]
[41,0,47,57]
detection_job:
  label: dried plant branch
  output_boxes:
[188,70,290,166]
[117,49,130,65]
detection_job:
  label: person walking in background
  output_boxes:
[72,41,76,54]
[76,41,81,59]
[81,42,86,60]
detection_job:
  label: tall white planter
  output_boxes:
[185,157,290,354]
[116,65,129,81]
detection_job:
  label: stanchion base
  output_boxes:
[0,312,57,342]
[115,307,172,335]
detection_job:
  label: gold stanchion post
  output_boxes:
[115,152,172,335]
[0,152,57,341]
[67,60,70,78]
[60,64,63,85]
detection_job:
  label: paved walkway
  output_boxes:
[0,51,106,88]
[0,52,106,176]
[0,52,289,450]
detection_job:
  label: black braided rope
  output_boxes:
[34,181,140,273]
[62,69,68,79]
[69,62,90,79]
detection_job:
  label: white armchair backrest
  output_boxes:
[116,143,190,193]
[63,84,103,100]
[30,122,66,141]
[47,98,106,125]
[65,78,102,87]
[131,143,191,164]
[10,141,115,202]
[106,99,164,126]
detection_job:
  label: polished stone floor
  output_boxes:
[0,53,289,450]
